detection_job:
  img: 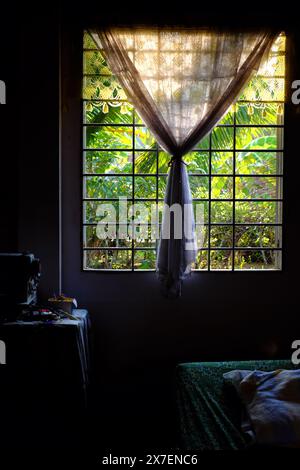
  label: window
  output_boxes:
[82,31,285,271]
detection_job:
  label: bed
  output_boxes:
[176,360,297,450]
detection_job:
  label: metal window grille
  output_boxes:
[82,31,285,272]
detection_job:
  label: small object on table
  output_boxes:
[48,293,78,315]
[19,308,60,322]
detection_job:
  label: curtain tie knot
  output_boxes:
[168,155,187,167]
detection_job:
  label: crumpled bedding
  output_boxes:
[176,360,297,450]
[223,368,300,447]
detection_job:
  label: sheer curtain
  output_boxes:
[90,27,278,296]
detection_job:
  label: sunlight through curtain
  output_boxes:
[90,27,278,296]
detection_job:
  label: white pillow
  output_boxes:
[223,369,300,447]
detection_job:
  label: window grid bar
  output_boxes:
[131,109,135,271]
[131,34,136,271]
[83,148,284,153]
[82,98,285,104]
[83,247,282,252]
[232,104,236,271]
[83,123,284,129]
[155,141,159,258]
[83,222,283,227]
[83,198,283,202]
[83,72,286,80]
[207,133,212,271]
[83,173,284,178]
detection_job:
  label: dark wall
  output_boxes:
[17,17,60,298]
[1,8,300,450]
[0,10,60,298]
[0,18,19,251]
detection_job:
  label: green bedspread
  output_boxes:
[176,360,296,450]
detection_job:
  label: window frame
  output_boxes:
[81,31,286,273]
